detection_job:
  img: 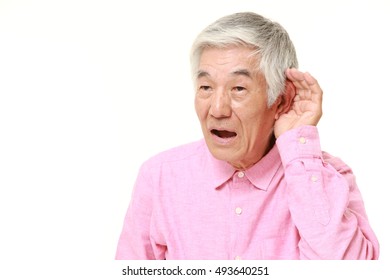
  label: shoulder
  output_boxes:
[141,139,207,169]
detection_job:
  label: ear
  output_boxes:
[274,80,296,120]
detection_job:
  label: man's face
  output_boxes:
[195,46,280,170]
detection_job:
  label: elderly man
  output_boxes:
[115,12,379,260]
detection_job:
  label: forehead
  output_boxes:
[198,46,259,77]
[198,46,260,79]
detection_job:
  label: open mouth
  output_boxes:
[211,129,237,139]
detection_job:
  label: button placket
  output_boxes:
[230,170,249,260]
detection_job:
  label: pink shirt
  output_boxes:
[116,126,379,260]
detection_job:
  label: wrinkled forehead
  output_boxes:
[198,44,260,63]
[197,46,262,79]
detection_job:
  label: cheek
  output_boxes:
[238,109,276,137]
[194,98,208,122]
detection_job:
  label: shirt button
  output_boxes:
[299,137,306,144]
[237,171,245,178]
[235,255,241,260]
[235,207,242,215]
[311,175,318,182]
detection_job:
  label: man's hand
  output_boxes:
[274,68,323,138]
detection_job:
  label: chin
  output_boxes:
[206,141,240,163]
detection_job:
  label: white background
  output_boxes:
[1,0,389,279]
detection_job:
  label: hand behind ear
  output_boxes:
[274,68,323,138]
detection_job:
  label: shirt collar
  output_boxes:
[203,141,282,191]
[244,144,282,191]
[203,142,236,189]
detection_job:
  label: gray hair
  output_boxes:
[190,12,298,106]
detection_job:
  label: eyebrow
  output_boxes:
[196,70,210,79]
[196,69,253,79]
[231,69,253,79]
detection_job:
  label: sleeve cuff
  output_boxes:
[276,126,323,167]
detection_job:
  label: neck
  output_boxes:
[230,135,276,171]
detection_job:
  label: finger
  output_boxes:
[303,89,312,100]
[286,69,317,90]
[286,69,323,102]
[303,72,323,103]
[286,68,306,84]
[286,68,312,92]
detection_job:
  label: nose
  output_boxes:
[210,89,232,118]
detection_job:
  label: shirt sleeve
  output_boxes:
[276,125,379,259]
[115,163,165,260]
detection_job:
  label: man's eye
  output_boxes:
[233,86,246,92]
[199,85,212,91]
